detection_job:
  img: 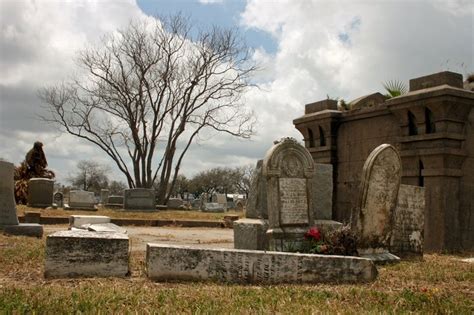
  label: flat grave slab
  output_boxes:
[69,215,111,228]
[146,244,377,284]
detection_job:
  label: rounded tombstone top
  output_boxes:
[262,137,314,178]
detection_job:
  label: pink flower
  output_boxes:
[304,227,321,241]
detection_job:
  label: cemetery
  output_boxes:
[0,1,472,310]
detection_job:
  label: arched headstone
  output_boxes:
[353,144,401,260]
[263,137,315,251]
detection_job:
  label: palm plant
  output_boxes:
[383,80,408,98]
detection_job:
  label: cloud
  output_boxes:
[198,0,224,4]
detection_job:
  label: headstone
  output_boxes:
[263,137,315,251]
[65,190,97,210]
[53,192,64,208]
[312,163,333,220]
[100,189,109,204]
[0,161,43,237]
[146,244,377,284]
[167,198,184,209]
[27,178,54,208]
[245,160,267,219]
[45,230,129,278]
[391,184,425,257]
[124,188,155,211]
[202,202,225,213]
[106,195,124,208]
[352,144,402,263]
[215,193,227,205]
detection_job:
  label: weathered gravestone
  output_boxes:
[146,244,377,284]
[100,189,109,205]
[263,137,315,251]
[234,142,340,251]
[0,161,43,237]
[53,192,63,208]
[391,184,425,257]
[167,198,184,209]
[27,178,54,208]
[124,188,155,211]
[106,195,124,208]
[45,230,129,278]
[202,202,226,213]
[65,190,97,211]
[352,144,401,263]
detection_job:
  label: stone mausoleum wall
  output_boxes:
[293,71,474,252]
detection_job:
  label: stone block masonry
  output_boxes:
[146,244,377,284]
[45,230,129,278]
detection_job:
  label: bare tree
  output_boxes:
[40,15,257,203]
[233,164,254,198]
[68,160,109,194]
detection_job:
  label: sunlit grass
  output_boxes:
[0,233,472,313]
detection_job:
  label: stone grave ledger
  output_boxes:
[263,138,315,251]
[27,178,54,208]
[146,244,377,284]
[124,188,155,210]
[45,230,129,278]
[0,161,43,237]
[66,190,97,210]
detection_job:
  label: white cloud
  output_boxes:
[198,0,224,4]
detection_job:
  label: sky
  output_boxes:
[0,0,473,185]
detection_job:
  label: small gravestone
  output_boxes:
[27,178,54,208]
[124,188,155,211]
[65,190,97,211]
[53,192,63,208]
[352,144,401,263]
[263,137,315,251]
[106,195,124,208]
[167,198,184,209]
[100,189,109,205]
[391,184,425,257]
[202,202,225,213]
[0,161,43,237]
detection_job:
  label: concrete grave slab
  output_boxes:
[45,230,129,278]
[146,244,377,284]
[86,223,127,234]
[69,215,111,228]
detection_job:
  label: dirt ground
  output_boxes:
[44,225,234,251]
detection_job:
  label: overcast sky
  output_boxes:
[0,0,472,185]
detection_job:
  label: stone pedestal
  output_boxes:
[45,230,129,278]
[233,218,269,250]
[27,178,54,208]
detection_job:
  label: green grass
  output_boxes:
[16,204,243,221]
[0,233,473,313]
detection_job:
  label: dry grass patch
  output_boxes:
[0,233,472,313]
[16,204,243,221]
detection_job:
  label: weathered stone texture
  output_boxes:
[202,203,226,212]
[233,218,269,250]
[124,188,155,210]
[245,160,267,219]
[27,178,54,208]
[45,230,129,278]
[66,190,96,210]
[4,223,43,237]
[0,161,19,226]
[167,198,184,209]
[312,163,333,220]
[69,215,111,228]
[146,244,377,284]
[391,184,425,256]
[353,144,401,250]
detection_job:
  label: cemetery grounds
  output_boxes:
[0,206,472,314]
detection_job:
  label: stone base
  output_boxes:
[359,248,400,265]
[267,227,308,252]
[146,244,377,284]
[156,205,168,211]
[45,230,129,278]
[3,223,43,237]
[64,204,98,211]
[104,203,123,209]
[233,218,269,250]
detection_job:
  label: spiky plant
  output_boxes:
[383,80,408,98]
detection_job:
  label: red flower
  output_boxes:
[304,227,321,241]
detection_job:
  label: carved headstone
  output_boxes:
[53,192,64,208]
[263,137,315,251]
[353,144,401,262]
[124,188,155,211]
[65,190,97,211]
[27,178,54,208]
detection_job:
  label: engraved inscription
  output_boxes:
[278,178,308,225]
